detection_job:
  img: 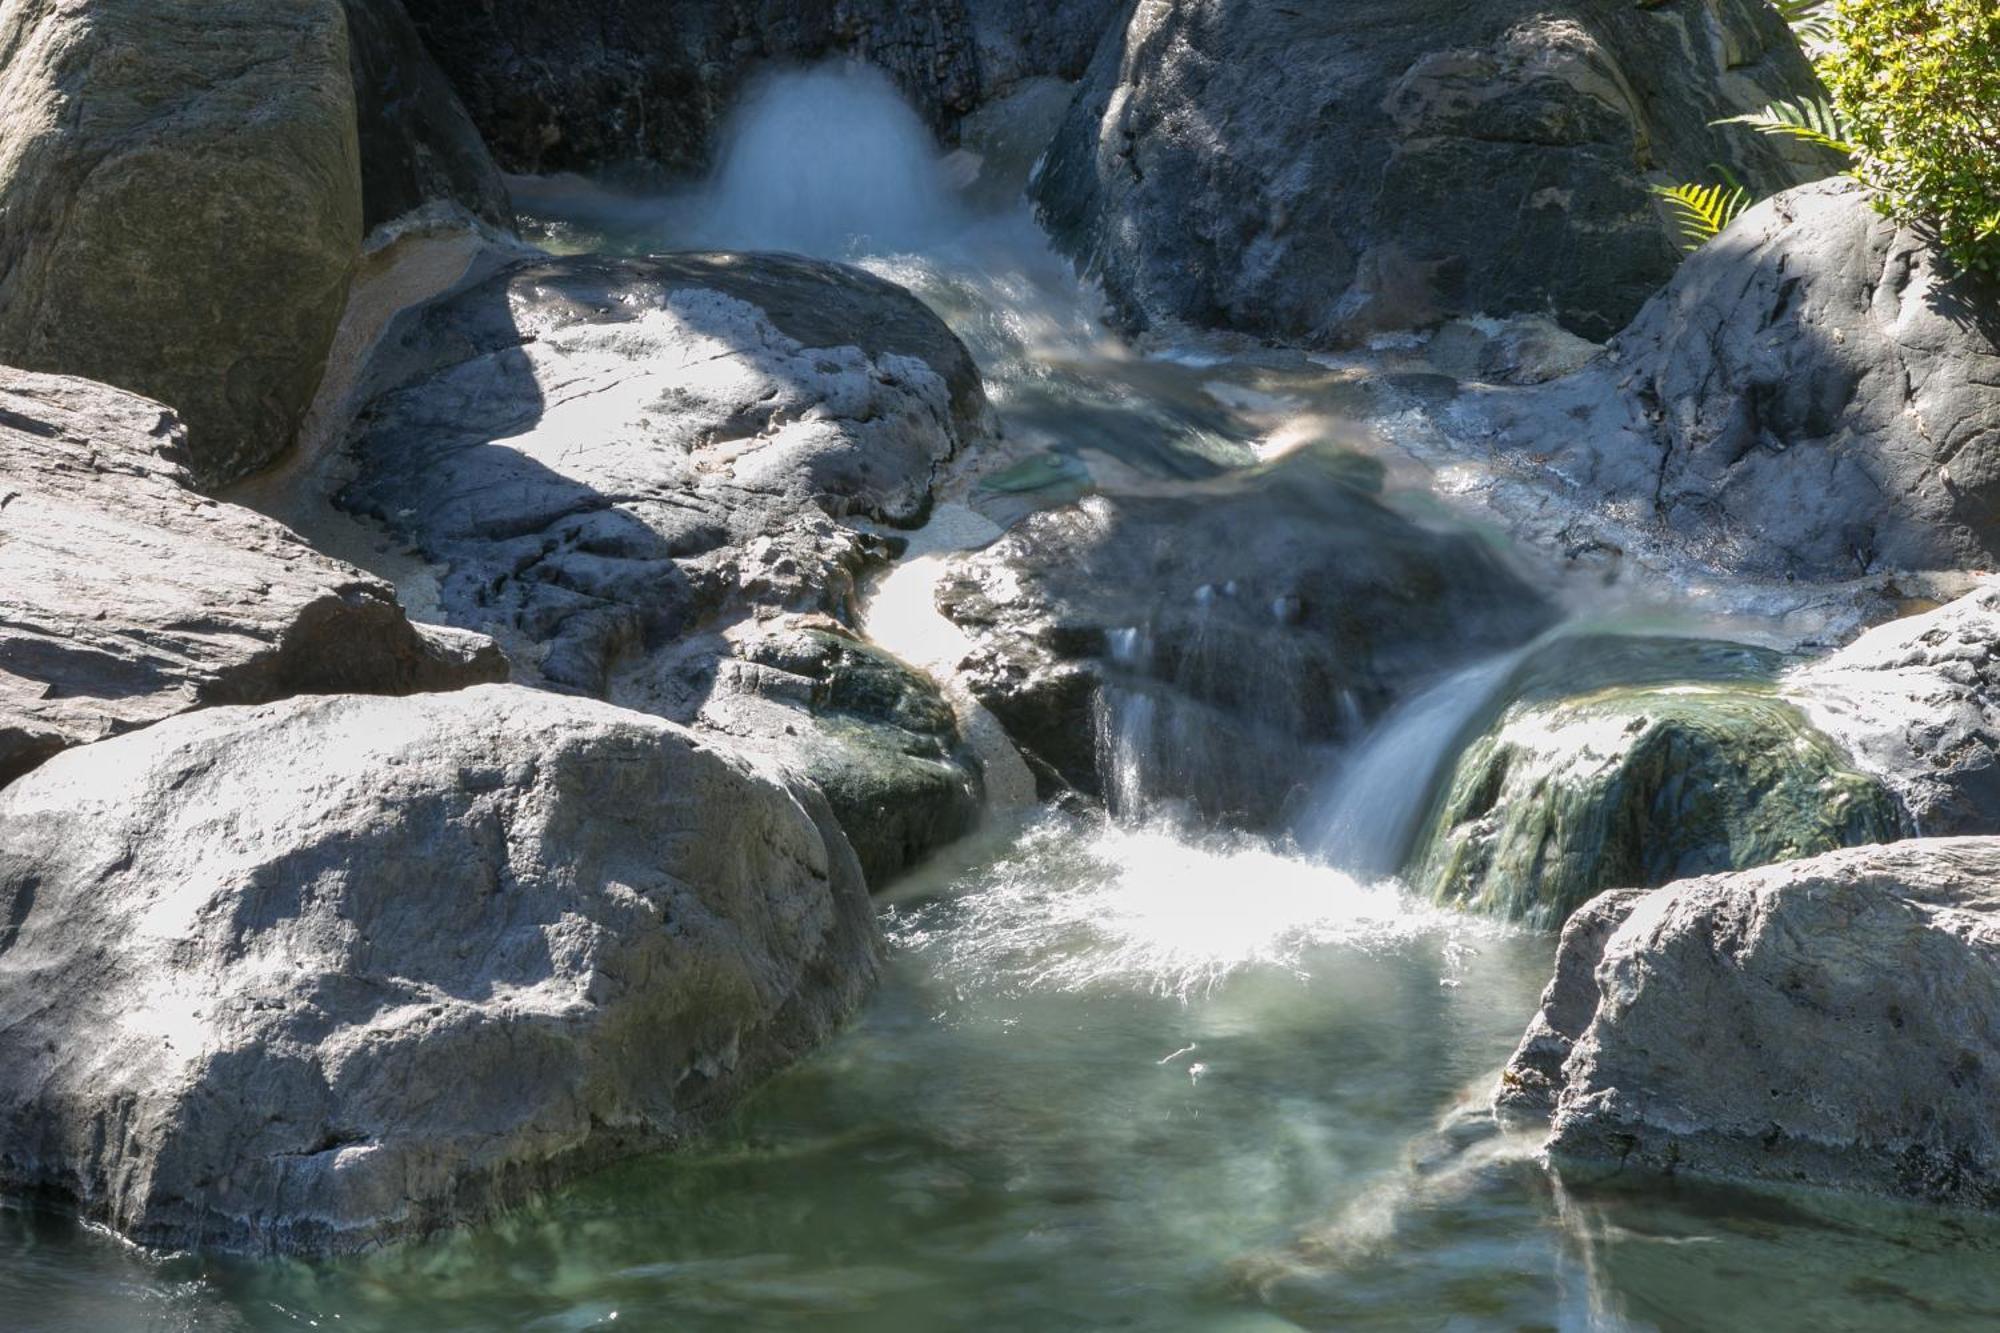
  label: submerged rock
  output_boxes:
[1794,586,2000,837]
[1035,0,1830,346]
[1413,637,1898,928]
[337,250,991,883]
[0,367,504,788]
[1499,839,2000,1212]
[936,446,1554,822]
[0,0,363,485]
[0,685,879,1255]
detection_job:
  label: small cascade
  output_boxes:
[1295,648,1533,879]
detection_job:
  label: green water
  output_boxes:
[10,815,2000,1331]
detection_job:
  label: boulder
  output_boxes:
[335,250,991,883]
[0,0,363,485]
[1413,637,1899,927]
[1793,586,2000,837]
[0,685,880,1254]
[0,367,505,788]
[1034,0,1832,345]
[1498,839,2000,1212]
[935,445,1554,821]
[340,0,514,232]
[1460,180,2000,584]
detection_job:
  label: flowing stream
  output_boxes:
[11,60,2000,1333]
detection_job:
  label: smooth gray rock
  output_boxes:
[0,0,363,486]
[1794,586,2000,837]
[1500,840,2000,1210]
[1457,180,2000,585]
[336,250,991,883]
[0,367,505,788]
[341,0,514,232]
[0,685,880,1255]
[1034,0,1832,345]
[935,445,1555,821]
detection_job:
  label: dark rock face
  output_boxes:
[0,0,364,488]
[936,447,1555,822]
[341,0,514,231]
[337,250,991,884]
[0,686,879,1255]
[396,0,1125,175]
[0,367,504,789]
[1034,0,1832,345]
[1500,840,2000,1212]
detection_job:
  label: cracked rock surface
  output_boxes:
[0,685,879,1254]
[0,367,504,789]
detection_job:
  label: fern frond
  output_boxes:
[1653,182,1753,251]
[1772,0,1837,45]
[1713,98,1856,156]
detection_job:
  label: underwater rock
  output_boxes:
[936,445,1555,822]
[0,0,363,486]
[1500,839,2000,1211]
[337,250,991,883]
[0,685,879,1255]
[1035,0,1830,346]
[1412,637,1899,928]
[1795,586,2000,837]
[0,367,504,789]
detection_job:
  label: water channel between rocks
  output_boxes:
[9,61,2000,1333]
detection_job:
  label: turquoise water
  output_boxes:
[11,815,2000,1332]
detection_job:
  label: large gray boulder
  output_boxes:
[1793,585,2000,836]
[0,685,879,1255]
[935,446,1554,821]
[1460,179,2000,584]
[335,250,991,883]
[0,367,504,788]
[340,0,513,232]
[1034,0,1831,345]
[1498,839,2000,1212]
[0,0,363,486]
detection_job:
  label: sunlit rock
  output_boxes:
[0,686,878,1254]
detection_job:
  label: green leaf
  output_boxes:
[1653,182,1754,251]
[1712,98,1857,157]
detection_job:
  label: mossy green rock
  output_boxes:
[1412,640,1899,929]
[0,0,362,486]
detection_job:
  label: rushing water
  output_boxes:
[13,60,2000,1333]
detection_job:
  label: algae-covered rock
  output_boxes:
[1412,638,1898,928]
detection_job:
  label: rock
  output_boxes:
[340,0,514,232]
[335,250,991,882]
[0,367,505,789]
[0,0,363,486]
[936,445,1554,821]
[1606,178,2000,579]
[1793,585,2000,837]
[1500,839,2000,1211]
[1413,636,1900,927]
[1034,0,1832,345]
[0,685,879,1254]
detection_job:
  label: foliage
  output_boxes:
[1773,0,1837,49]
[1713,97,1855,157]
[1653,181,1753,252]
[1818,0,2000,274]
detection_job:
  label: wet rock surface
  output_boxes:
[1035,0,1830,346]
[0,0,362,485]
[0,685,879,1255]
[936,446,1556,821]
[1413,637,1899,928]
[337,249,991,881]
[0,367,504,789]
[1500,839,2000,1211]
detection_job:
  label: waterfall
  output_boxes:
[688,61,964,258]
